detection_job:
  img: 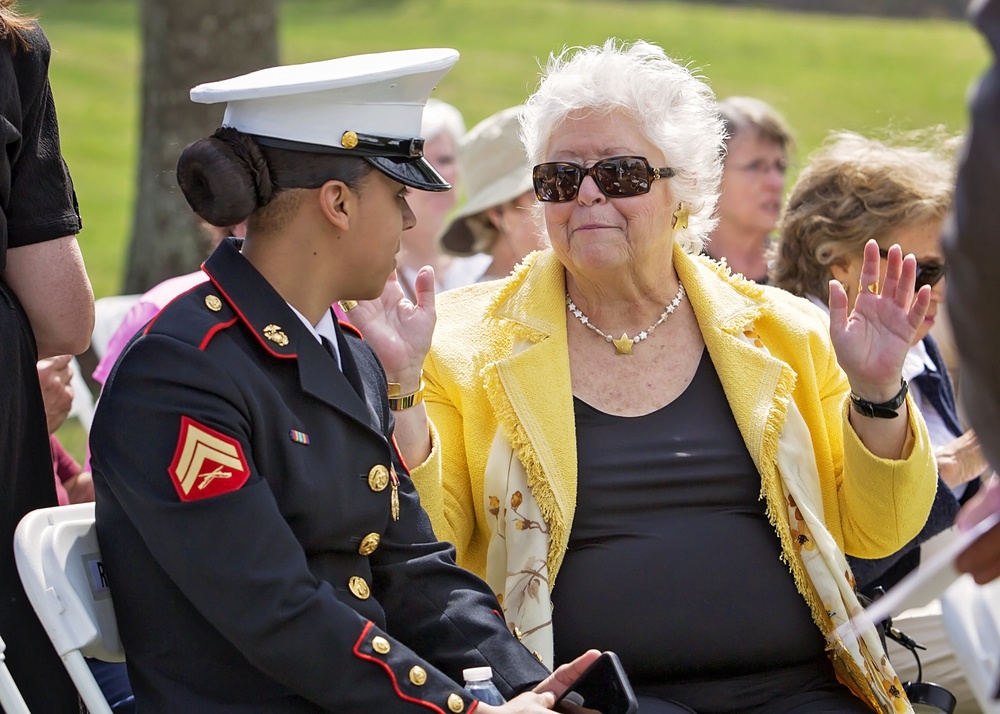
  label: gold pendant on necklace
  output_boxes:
[612,333,634,355]
[566,281,686,357]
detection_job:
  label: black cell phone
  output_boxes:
[553,651,638,714]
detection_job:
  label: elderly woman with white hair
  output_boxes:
[364,39,942,713]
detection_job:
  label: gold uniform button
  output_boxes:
[348,576,370,600]
[368,464,389,492]
[447,693,465,713]
[372,636,390,655]
[358,532,381,556]
[513,625,523,641]
[205,295,222,312]
[409,665,427,686]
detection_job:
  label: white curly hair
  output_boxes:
[520,39,725,254]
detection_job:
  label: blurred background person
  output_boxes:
[945,0,1000,590]
[37,354,93,505]
[400,40,937,713]
[772,130,987,711]
[1,2,94,710]
[438,105,541,283]
[394,97,476,296]
[704,96,794,284]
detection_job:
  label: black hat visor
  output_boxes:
[366,155,450,192]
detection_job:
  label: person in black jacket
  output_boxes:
[90,49,596,713]
[1,2,94,711]
[945,0,1000,590]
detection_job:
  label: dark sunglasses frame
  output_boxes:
[878,248,946,289]
[532,155,675,202]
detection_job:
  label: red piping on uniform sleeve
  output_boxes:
[352,621,456,713]
[199,317,238,351]
[391,435,412,476]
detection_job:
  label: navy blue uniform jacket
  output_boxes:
[91,239,549,713]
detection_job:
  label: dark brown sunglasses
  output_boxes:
[878,247,946,290]
[532,155,675,202]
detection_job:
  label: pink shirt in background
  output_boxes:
[51,434,81,506]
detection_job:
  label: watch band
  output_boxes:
[850,378,908,419]
[387,380,424,411]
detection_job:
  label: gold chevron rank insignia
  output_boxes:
[168,416,250,502]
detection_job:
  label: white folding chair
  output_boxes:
[0,634,30,714]
[941,573,1000,714]
[13,503,124,714]
[67,355,96,432]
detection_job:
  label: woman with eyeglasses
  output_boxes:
[375,40,937,713]
[772,131,988,711]
[703,96,795,284]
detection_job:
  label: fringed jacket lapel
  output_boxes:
[484,251,578,584]
[675,247,795,477]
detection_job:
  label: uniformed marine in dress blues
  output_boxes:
[91,238,549,712]
[89,48,554,713]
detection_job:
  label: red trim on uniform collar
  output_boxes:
[204,269,298,360]
[351,622,452,713]
[339,320,364,340]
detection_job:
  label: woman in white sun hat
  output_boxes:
[439,105,542,284]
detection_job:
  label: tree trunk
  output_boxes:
[124,0,278,294]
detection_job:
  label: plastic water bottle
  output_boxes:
[463,665,506,706]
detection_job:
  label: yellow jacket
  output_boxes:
[415,246,935,575]
[412,246,936,709]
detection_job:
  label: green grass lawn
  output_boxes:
[23,0,989,300]
[18,0,991,460]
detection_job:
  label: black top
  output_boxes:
[91,239,549,713]
[0,22,81,271]
[0,21,83,713]
[553,350,829,708]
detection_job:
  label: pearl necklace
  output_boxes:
[566,281,686,355]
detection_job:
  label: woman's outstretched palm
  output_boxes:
[828,241,930,399]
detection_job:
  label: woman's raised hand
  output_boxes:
[828,240,931,402]
[347,266,436,392]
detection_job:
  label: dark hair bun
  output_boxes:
[176,127,273,227]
